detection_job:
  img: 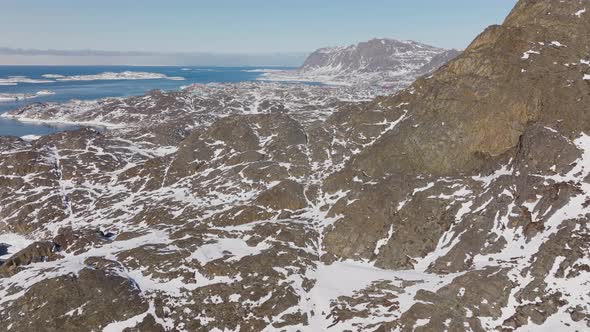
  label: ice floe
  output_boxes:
[53,71,185,82]
[0,90,55,102]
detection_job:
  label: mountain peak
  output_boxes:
[300,38,447,73]
[336,0,590,179]
[504,0,589,27]
[259,38,460,87]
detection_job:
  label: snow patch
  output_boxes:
[20,134,42,141]
[521,50,540,60]
[190,237,271,264]
[0,233,33,259]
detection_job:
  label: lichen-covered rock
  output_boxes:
[0,268,149,332]
[0,241,58,276]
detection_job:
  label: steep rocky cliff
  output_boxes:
[0,1,589,331]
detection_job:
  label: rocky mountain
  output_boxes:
[1,0,590,331]
[261,38,460,88]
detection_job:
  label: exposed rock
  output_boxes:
[0,268,150,332]
[0,1,589,331]
[0,241,59,276]
[123,315,165,332]
[255,180,307,211]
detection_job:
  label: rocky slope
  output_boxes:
[261,39,460,88]
[0,0,590,331]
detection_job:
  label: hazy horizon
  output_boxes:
[0,48,309,67]
[0,0,515,66]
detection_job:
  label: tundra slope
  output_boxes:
[1,0,590,331]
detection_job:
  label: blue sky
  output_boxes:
[1,0,516,53]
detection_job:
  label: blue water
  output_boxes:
[0,66,292,137]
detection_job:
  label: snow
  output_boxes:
[101,303,157,332]
[550,41,565,47]
[242,69,284,73]
[521,50,540,60]
[397,181,436,210]
[20,134,41,141]
[373,224,394,255]
[259,72,353,86]
[584,74,590,80]
[305,260,460,331]
[189,237,271,264]
[36,90,55,96]
[413,181,436,194]
[2,82,374,134]
[63,302,88,317]
[0,233,33,259]
[0,90,55,102]
[0,76,54,85]
[260,39,452,87]
[0,72,183,86]
[472,164,513,188]
[0,114,124,130]
[55,71,185,82]
[41,74,65,79]
[415,318,430,328]
[575,8,586,17]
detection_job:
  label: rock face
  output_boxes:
[0,0,590,331]
[262,38,460,88]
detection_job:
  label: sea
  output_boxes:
[0,65,291,137]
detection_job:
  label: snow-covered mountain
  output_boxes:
[261,38,460,88]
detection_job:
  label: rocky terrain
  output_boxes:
[261,39,460,88]
[0,0,590,331]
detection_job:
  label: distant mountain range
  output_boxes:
[0,47,308,66]
[261,38,461,87]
